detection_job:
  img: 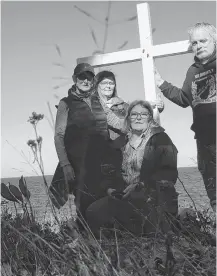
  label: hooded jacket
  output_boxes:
[159,51,216,143]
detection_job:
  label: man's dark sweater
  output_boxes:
[159,51,216,144]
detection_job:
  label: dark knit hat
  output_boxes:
[95,71,117,97]
[73,63,95,77]
[95,71,116,86]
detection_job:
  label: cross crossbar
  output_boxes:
[77,40,191,68]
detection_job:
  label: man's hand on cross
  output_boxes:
[154,67,165,88]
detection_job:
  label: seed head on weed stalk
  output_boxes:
[27,111,60,225]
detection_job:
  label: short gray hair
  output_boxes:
[188,22,216,45]
[123,100,153,132]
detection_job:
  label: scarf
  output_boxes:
[68,84,93,99]
[127,121,154,149]
[101,96,125,109]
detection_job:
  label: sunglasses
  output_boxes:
[77,72,94,81]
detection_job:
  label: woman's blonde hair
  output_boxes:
[123,100,154,132]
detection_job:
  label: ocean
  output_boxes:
[1,167,211,223]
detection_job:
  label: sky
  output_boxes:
[1,1,216,178]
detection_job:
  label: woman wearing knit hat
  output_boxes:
[95,70,129,140]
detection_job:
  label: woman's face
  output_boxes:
[75,71,94,92]
[98,77,115,99]
[130,105,150,132]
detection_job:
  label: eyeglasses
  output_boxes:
[130,112,150,120]
[99,81,115,87]
[77,72,94,81]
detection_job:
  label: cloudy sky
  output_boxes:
[1,1,216,178]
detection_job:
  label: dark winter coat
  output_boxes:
[100,125,179,214]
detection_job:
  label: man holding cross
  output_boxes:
[155,22,216,211]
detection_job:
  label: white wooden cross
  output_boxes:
[77,2,192,122]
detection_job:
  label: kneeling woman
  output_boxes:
[86,100,179,237]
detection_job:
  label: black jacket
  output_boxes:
[49,86,109,209]
[101,125,178,193]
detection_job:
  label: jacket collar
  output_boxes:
[112,121,165,149]
[68,84,95,100]
[194,49,216,68]
[108,97,125,108]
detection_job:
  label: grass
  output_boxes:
[1,112,216,276]
[1,198,216,276]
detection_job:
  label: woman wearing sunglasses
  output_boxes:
[49,63,124,223]
[86,100,179,237]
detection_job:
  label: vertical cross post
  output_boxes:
[137,3,160,123]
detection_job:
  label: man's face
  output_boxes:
[190,29,215,64]
[75,71,94,92]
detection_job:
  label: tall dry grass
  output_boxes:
[1,111,216,276]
